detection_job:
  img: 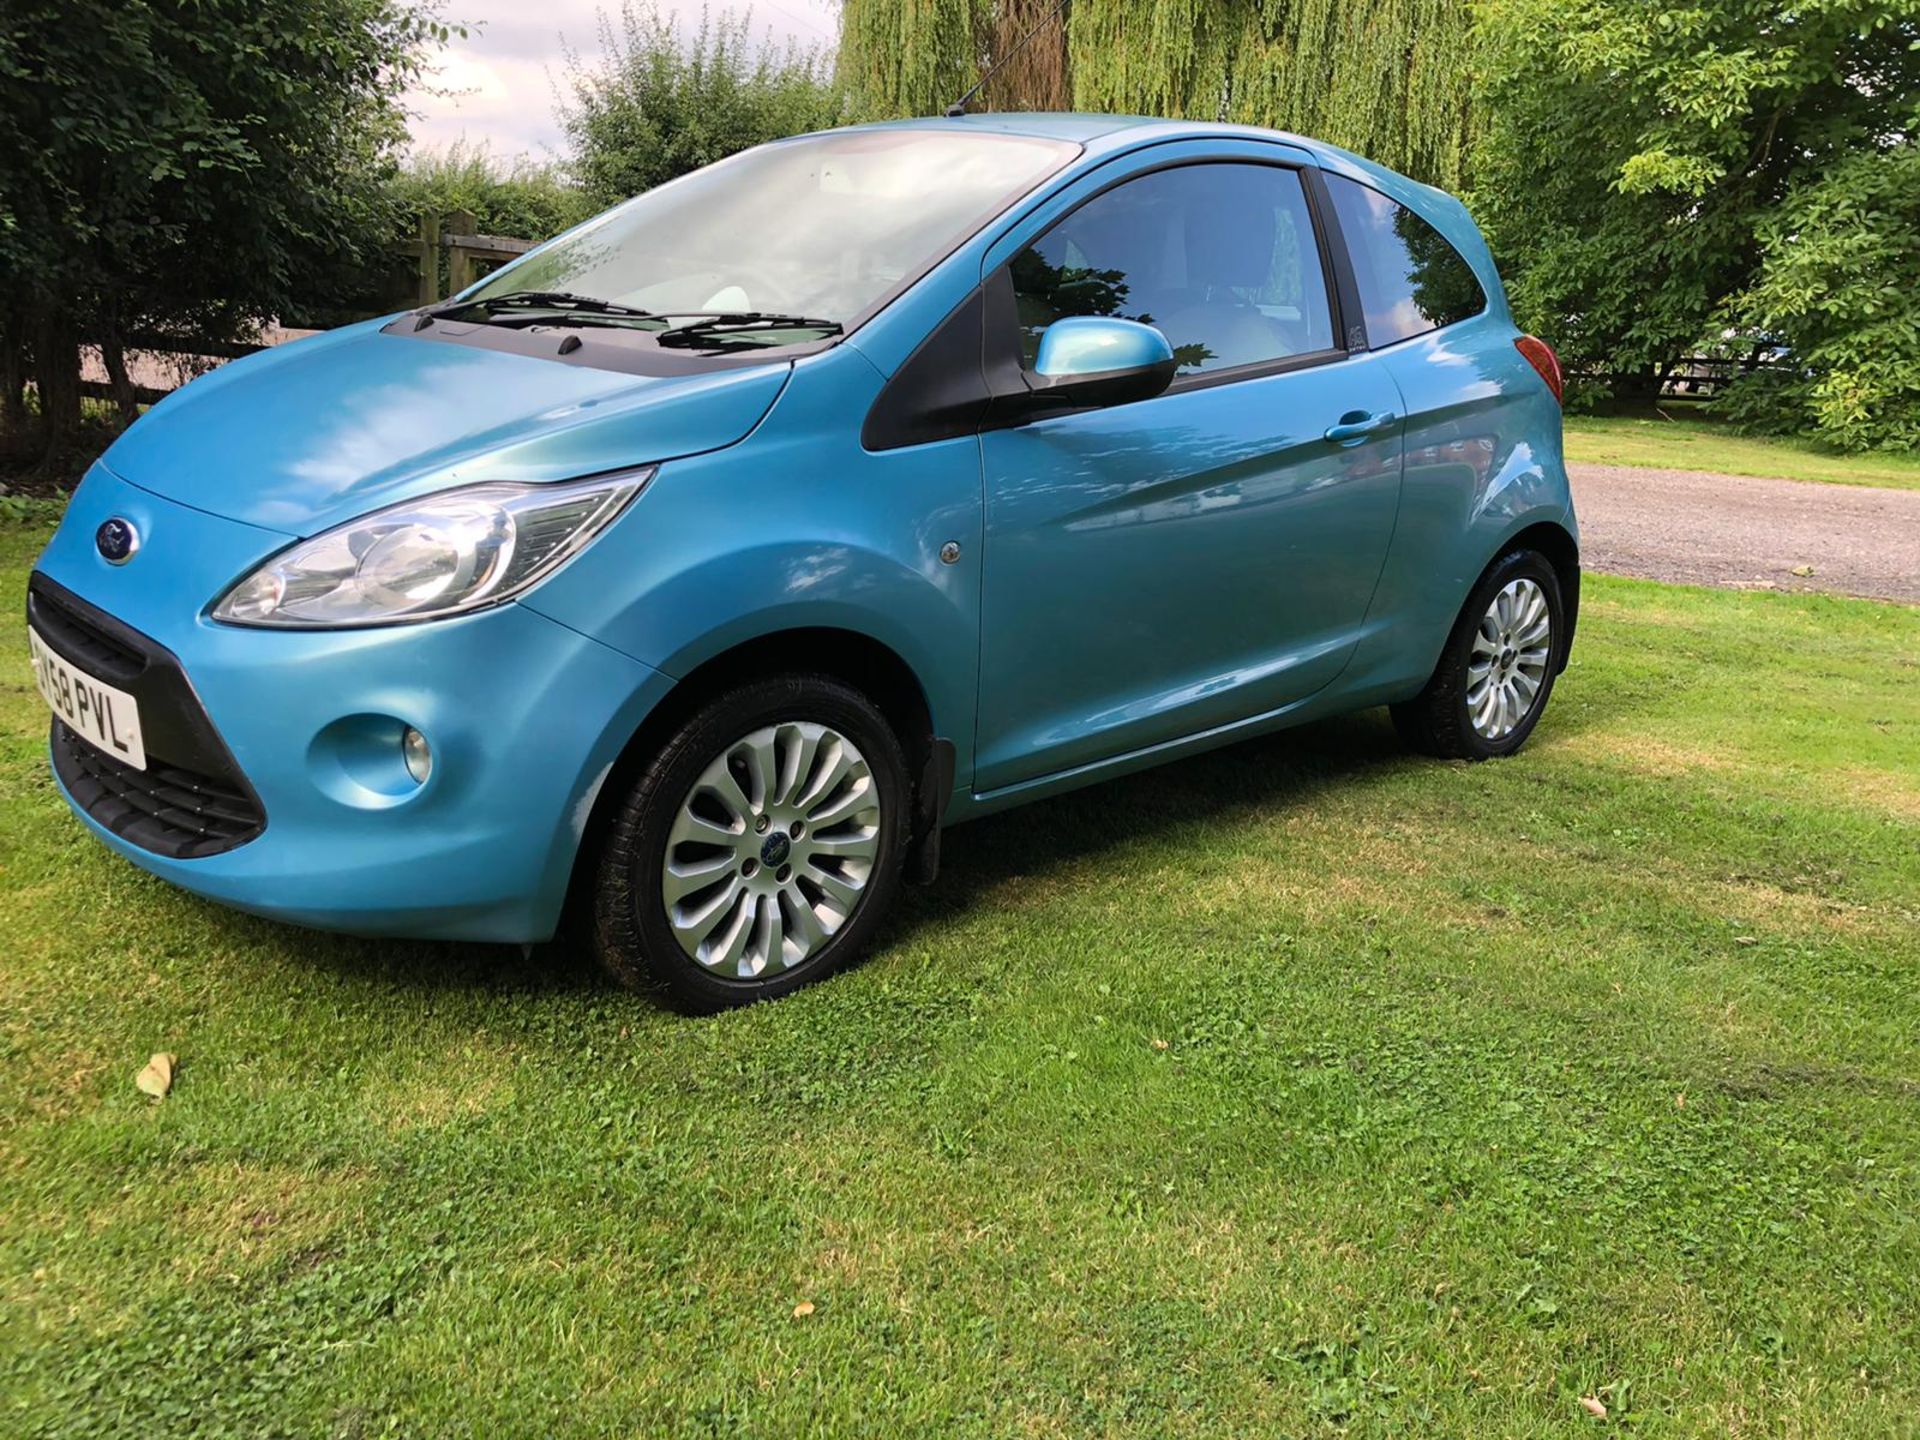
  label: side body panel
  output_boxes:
[529,127,1574,823]
[974,354,1405,789]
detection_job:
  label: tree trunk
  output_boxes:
[101,330,140,425]
[987,0,1071,111]
[32,306,82,458]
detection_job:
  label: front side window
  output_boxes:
[1323,173,1486,347]
[465,130,1077,334]
[1008,163,1335,377]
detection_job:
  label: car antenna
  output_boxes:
[943,0,1072,118]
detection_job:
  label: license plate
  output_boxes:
[27,626,147,770]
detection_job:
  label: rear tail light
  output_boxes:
[1514,335,1564,404]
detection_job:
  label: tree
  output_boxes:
[1471,0,1920,446]
[559,4,847,211]
[0,0,450,455]
[837,0,984,123]
[836,0,1477,189]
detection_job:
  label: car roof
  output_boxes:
[842,111,1309,145]
[849,112,1168,142]
[837,112,1439,198]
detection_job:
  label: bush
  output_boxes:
[558,2,846,209]
[389,142,593,244]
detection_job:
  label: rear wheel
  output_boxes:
[591,674,909,1011]
[1392,549,1564,760]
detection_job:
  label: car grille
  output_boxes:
[29,572,267,861]
[51,720,266,859]
[28,578,145,683]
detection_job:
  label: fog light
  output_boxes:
[402,727,433,785]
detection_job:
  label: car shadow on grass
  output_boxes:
[888,708,1417,938]
[884,669,1635,948]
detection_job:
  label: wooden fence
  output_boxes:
[403,209,537,306]
[1575,352,1792,403]
[77,333,271,408]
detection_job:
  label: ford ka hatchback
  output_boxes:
[28,115,1577,1011]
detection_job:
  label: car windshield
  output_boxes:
[462,130,1079,336]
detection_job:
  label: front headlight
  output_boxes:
[211,470,650,628]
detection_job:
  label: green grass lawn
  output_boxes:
[3,512,1916,1438]
[1563,413,1920,491]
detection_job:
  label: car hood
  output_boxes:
[101,318,792,536]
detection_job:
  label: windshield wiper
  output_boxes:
[421,295,843,347]
[429,290,657,321]
[650,312,844,348]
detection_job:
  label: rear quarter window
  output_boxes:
[1325,173,1486,347]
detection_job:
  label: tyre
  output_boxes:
[1391,548,1564,760]
[591,674,910,1012]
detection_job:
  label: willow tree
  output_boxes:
[834,0,1473,187]
[836,0,984,120]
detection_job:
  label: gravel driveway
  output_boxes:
[1570,463,1920,603]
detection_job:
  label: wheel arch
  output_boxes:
[1501,519,1580,672]
[560,626,944,926]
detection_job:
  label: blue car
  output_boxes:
[28,115,1576,1010]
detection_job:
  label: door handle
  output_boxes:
[1323,410,1398,446]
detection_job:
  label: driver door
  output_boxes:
[974,152,1406,792]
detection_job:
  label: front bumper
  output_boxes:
[32,463,673,942]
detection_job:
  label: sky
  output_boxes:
[404,0,841,160]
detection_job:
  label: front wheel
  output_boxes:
[591,674,910,1012]
[1392,549,1565,760]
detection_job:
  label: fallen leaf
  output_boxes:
[1580,1395,1607,1418]
[1790,565,1815,578]
[1150,1038,1169,1051]
[1675,1093,1686,1108]
[791,1301,815,1319]
[135,1052,175,1100]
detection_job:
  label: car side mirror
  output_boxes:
[1025,317,1178,410]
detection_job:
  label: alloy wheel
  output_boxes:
[1466,577,1552,740]
[660,722,882,979]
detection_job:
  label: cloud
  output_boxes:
[404,0,839,160]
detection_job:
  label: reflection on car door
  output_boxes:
[974,160,1406,792]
